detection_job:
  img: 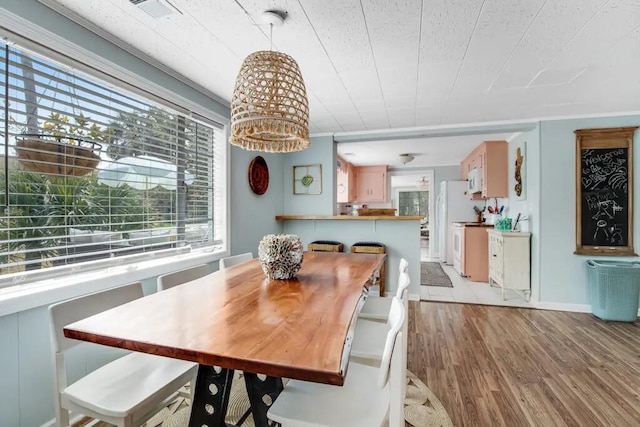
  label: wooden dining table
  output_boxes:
[63,251,386,427]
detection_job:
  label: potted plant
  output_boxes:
[15,112,111,177]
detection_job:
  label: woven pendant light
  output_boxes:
[229,11,310,153]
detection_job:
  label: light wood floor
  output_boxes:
[408,301,640,426]
[76,301,640,427]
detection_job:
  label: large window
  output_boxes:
[0,43,225,282]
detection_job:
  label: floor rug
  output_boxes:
[421,262,453,287]
[143,370,452,427]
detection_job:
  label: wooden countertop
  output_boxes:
[276,215,422,220]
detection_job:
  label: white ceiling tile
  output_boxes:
[41,0,640,159]
[490,0,609,90]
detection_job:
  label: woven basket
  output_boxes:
[15,138,100,177]
[230,50,310,153]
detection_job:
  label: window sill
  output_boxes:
[0,248,226,317]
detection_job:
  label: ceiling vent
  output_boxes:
[130,0,181,18]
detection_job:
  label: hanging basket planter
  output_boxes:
[15,135,101,177]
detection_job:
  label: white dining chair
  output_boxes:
[267,298,406,427]
[157,263,210,291]
[359,258,409,321]
[48,282,196,427]
[157,265,210,402]
[350,269,409,361]
[219,252,253,269]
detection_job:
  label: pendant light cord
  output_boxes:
[270,23,273,51]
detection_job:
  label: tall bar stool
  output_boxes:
[351,242,386,296]
[308,240,344,252]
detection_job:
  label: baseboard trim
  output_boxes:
[531,302,592,313]
[409,293,420,301]
[41,412,84,427]
[532,301,640,316]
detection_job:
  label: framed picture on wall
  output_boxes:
[293,164,322,195]
[513,140,526,200]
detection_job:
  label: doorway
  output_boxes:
[389,170,435,260]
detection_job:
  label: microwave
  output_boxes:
[468,167,483,193]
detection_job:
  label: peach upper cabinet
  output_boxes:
[354,165,388,203]
[336,157,355,203]
[461,141,508,200]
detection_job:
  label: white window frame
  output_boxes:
[0,11,231,315]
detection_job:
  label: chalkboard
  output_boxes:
[575,127,637,256]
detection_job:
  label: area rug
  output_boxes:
[421,262,453,287]
[143,370,452,427]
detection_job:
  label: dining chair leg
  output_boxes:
[243,373,284,427]
[189,364,234,427]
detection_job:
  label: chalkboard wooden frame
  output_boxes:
[575,127,638,256]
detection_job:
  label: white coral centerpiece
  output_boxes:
[258,234,304,279]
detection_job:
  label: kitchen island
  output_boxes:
[276,215,421,298]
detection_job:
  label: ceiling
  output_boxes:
[337,132,516,168]
[43,0,640,166]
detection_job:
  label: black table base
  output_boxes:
[189,364,284,427]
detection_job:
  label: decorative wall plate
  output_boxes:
[248,156,269,195]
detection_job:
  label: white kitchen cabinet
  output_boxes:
[487,230,531,300]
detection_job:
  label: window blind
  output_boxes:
[0,43,225,281]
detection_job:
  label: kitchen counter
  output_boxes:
[276,215,421,220]
[275,215,421,298]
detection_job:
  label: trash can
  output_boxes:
[586,260,640,322]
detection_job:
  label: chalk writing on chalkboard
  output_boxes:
[575,126,637,256]
[580,148,628,247]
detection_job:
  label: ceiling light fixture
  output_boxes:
[399,153,415,164]
[229,10,310,153]
[417,176,429,190]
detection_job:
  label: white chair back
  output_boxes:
[48,283,143,426]
[394,272,410,300]
[376,297,405,389]
[219,252,253,269]
[157,264,210,291]
[398,258,409,275]
[49,283,142,354]
[377,297,406,427]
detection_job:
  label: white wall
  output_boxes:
[539,115,640,305]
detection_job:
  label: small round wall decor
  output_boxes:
[248,156,269,195]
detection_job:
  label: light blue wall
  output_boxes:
[0,314,19,427]
[281,219,421,297]
[230,147,285,257]
[507,128,541,301]
[433,165,462,190]
[282,135,336,215]
[539,115,640,305]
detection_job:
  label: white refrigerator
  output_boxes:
[435,180,478,264]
